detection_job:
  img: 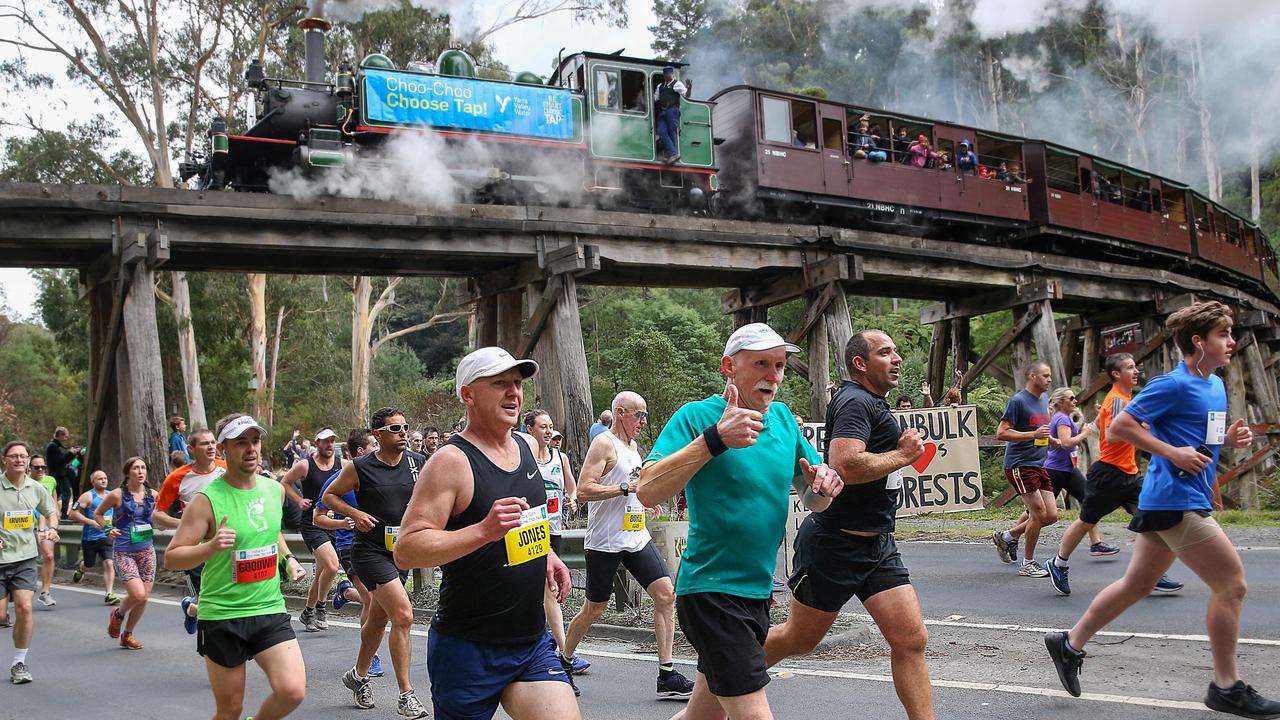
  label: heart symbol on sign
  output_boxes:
[911,443,938,473]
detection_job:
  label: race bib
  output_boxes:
[547,494,560,515]
[1071,448,1079,467]
[885,469,903,490]
[129,523,153,543]
[504,504,550,566]
[232,543,278,583]
[2,510,34,530]
[1034,436,1049,447]
[384,525,400,552]
[622,508,646,532]
[1205,411,1227,445]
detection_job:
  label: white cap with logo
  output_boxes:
[217,415,267,443]
[723,322,801,358]
[314,428,336,441]
[455,347,539,399]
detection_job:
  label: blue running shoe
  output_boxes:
[1154,575,1184,593]
[333,579,353,611]
[1047,558,1071,596]
[180,596,198,635]
[569,654,591,675]
[369,653,385,677]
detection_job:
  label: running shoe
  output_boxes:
[181,596,198,635]
[1089,542,1120,556]
[333,579,353,611]
[72,567,85,583]
[37,591,54,607]
[314,605,329,630]
[369,654,385,677]
[1047,558,1071,596]
[10,661,31,684]
[1204,680,1280,719]
[569,654,591,675]
[107,608,123,639]
[1154,575,1184,593]
[104,594,121,606]
[1045,631,1085,697]
[657,668,695,699]
[398,690,429,718]
[993,531,1012,563]
[119,633,144,650]
[342,668,375,709]
[1019,561,1049,578]
[0,613,11,628]
[299,607,318,632]
[558,651,581,697]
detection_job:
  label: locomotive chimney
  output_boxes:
[298,16,332,85]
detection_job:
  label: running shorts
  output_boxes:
[1005,466,1052,495]
[1047,468,1086,505]
[351,542,408,591]
[787,517,911,612]
[584,541,669,603]
[300,523,336,552]
[115,548,156,583]
[81,538,114,567]
[1080,461,1141,524]
[0,558,38,594]
[197,612,295,668]
[427,628,569,719]
[676,591,770,697]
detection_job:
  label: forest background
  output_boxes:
[0,0,1275,500]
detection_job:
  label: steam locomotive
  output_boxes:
[179,17,1276,301]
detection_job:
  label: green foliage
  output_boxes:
[649,0,710,62]
[0,117,150,186]
[614,329,702,448]
[0,318,84,445]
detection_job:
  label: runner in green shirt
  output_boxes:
[165,413,307,720]
[27,455,58,607]
[0,440,59,685]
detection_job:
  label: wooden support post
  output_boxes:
[1242,331,1280,421]
[86,270,123,487]
[950,317,970,402]
[1078,327,1101,467]
[474,294,498,349]
[1031,299,1068,388]
[1059,322,1079,385]
[528,275,592,465]
[962,303,1041,391]
[1223,361,1255,508]
[969,350,1015,390]
[732,302,767,328]
[824,289,854,383]
[496,291,523,353]
[1011,306,1033,380]
[927,321,951,404]
[115,265,169,485]
[809,311,830,421]
[1140,317,1163,379]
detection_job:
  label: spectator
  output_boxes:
[850,116,887,162]
[998,161,1028,184]
[45,427,79,520]
[936,148,953,171]
[893,127,912,163]
[167,417,190,464]
[978,164,996,179]
[588,409,613,442]
[168,450,186,471]
[282,430,304,469]
[550,430,563,450]
[956,139,978,174]
[895,396,913,411]
[1132,183,1152,212]
[908,135,938,168]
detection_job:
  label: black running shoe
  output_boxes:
[558,651,581,697]
[657,668,695,699]
[1205,681,1280,719]
[1045,631,1085,697]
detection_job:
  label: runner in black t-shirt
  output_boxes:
[764,330,936,720]
[396,347,579,720]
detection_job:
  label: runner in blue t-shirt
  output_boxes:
[1045,301,1280,718]
[992,362,1058,577]
[313,428,384,677]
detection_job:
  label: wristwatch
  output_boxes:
[619,482,630,496]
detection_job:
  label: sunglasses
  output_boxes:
[30,465,46,470]
[623,409,649,421]
[375,423,410,434]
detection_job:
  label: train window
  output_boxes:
[594,69,620,110]
[976,134,1021,178]
[1164,192,1187,223]
[1046,149,1079,192]
[761,96,791,144]
[619,69,647,114]
[791,101,817,149]
[822,118,843,151]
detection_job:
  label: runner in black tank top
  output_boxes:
[320,409,429,717]
[393,347,580,720]
[434,433,546,643]
[279,428,346,632]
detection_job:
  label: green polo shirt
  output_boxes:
[0,474,56,565]
[647,395,820,600]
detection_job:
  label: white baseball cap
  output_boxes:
[216,415,267,443]
[314,427,336,441]
[723,322,800,358]
[456,347,538,399]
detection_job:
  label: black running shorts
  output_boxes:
[197,612,295,668]
[788,516,911,613]
[351,542,408,591]
[1080,461,1141,524]
[300,523,336,552]
[584,541,670,603]
[676,591,770,697]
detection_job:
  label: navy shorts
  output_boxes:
[427,628,570,719]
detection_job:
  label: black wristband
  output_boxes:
[703,424,728,457]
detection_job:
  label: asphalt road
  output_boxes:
[5,536,1278,719]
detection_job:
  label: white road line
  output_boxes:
[49,583,1224,713]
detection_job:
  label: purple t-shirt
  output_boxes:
[1044,412,1078,472]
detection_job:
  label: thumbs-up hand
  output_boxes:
[211,516,236,551]
[718,381,764,449]
[1226,418,1253,449]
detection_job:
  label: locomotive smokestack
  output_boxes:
[298,16,332,85]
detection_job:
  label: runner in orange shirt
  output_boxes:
[153,428,226,633]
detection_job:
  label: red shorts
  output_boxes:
[1004,466,1053,495]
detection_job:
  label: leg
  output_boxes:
[713,688,774,720]
[1088,525,1103,546]
[370,580,415,693]
[102,559,115,596]
[10,589,34,649]
[38,540,54,594]
[671,676,727,720]
[309,543,339,609]
[645,577,677,665]
[764,597,838,665]
[500,680,582,720]
[1057,520,1094,562]
[356,593,388,676]
[864,585,933,720]
[1020,490,1058,561]
[544,584,568,651]
[252,638,307,720]
[123,580,153,633]
[1070,533,1174,649]
[204,658,247,720]
[561,600,607,658]
[1174,532,1247,688]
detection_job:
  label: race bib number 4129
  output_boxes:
[504,504,550,567]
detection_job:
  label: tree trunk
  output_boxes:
[171,271,207,430]
[1191,34,1222,201]
[247,273,268,419]
[352,276,374,427]
[1250,109,1262,223]
[267,305,286,427]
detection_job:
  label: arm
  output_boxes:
[995,419,1047,442]
[1055,421,1093,449]
[322,462,378,531]
[163,494,221,571]
[68,492,101,529]
[1108,412,1209,474]
[152,470,183,529]
[36,488,59,542]
[637,437,712,507]
[312,507,352,531]
[829,431,923,486]
[279,461,309,509]
[575,437,623,502]
[394,445,525,569]
[277,530,305,581]
[560,453,578,513]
